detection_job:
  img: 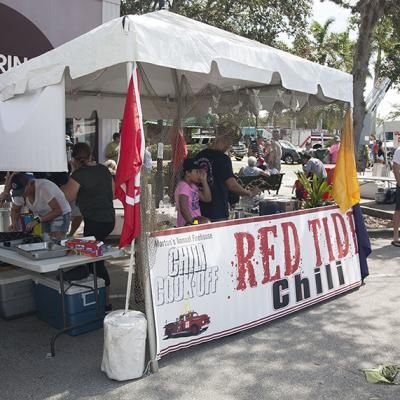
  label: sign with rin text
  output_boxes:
[149,206,362,358]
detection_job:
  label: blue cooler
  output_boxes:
[33,274,106,336]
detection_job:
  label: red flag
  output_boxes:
[115,65,144,248]
[171,127,188,173]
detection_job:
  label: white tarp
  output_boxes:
[0,11,353,106]
[0,78,67,171]
[0,10,353,170]
[149,206,362,358]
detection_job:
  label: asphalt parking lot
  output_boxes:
[1,164,399,400]
[1,234,399,400]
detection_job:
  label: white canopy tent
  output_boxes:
[0,10,355,372]
[0,10,352,172]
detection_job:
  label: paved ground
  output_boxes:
[1,237,399,400]
[1,164,399,400]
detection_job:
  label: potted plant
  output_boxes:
[295,172,333,209]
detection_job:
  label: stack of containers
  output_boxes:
[0,266,36,319]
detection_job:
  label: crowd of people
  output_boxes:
[1,124,398,312]
[244,130,282,174]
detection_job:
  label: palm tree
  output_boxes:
[310,18,335,65]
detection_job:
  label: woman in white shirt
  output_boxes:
[10,173,71,239]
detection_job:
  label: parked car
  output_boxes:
[279,140,302,164]
[310,144,330,163]
[164,311,210,338]
[191,135,215,145]
[231,142,247,160]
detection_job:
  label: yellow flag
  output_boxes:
[332,110,360,213]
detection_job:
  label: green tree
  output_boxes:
[376,16,400,87]
[120,0,313,46]
[291,19,354,73]
[322,0,400,146]
[288,19,353,133]
[310,18,335,65]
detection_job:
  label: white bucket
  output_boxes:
[101,310,147,381]
[372,163,390,177]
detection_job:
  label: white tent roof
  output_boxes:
[0,11,352,109]
[0,10,353,171]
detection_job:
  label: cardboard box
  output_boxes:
[65,239,104,257]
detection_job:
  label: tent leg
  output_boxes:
[143,249,159,373]
[140,176,159,372]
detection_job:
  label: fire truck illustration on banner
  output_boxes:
[164,311,210,338]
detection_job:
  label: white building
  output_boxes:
[0,0,121,162]
[376,120,400,149]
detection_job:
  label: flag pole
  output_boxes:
[122,61,136,314]
[126,61,159,372]
[124,239,135,313]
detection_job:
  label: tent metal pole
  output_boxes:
[127,61,159,373]
[140,179,159,373]
[171,69,183,126]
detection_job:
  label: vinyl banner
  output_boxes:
[148,206,362,358]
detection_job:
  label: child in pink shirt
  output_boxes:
[175,158,211,227]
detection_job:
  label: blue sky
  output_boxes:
[313,0,351,32]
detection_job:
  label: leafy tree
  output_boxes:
[120,0,313,46]
[376,16,400,87]
[322,0,400,146]
[291,19,354,73]
[288,19,353,133]
[310,18,335,65]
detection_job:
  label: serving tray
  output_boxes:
[16,242,68,260]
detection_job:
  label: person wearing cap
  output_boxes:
[300,152,327,179]
[195,131,260,222]
[10,173,71,238]
[174,158,211,227]
[329,135,341,164]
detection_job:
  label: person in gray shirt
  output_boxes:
[301,153,327,179]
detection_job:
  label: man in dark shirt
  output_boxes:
[196,134,259,221]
